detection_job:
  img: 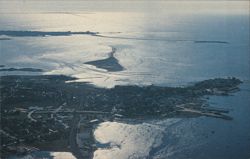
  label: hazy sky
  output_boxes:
[0,0,249,15]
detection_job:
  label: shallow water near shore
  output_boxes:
[93,83,250,159]
[1,1,250,159]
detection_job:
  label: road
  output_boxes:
[69,112,84,159]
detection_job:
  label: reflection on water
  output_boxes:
[0,12,249,87]
[93,121,165,159]
[93,83,250,159]
[9,151,76,159]
[1,1,249,159]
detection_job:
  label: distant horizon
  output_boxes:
[0,0,249,15]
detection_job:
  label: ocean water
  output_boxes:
[1,1,250,159]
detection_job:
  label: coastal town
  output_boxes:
[0,75,242,158]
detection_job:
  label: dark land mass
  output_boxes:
[0,38,11,40]
[0,68,43,72]
[0,65,5,67]
[0,31,98,37]
[84,47,124,72]
[0,75,242,158]
[194,40,229,44]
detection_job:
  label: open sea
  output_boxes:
[1,1,249,159]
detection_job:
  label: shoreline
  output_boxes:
[0,74,242,158]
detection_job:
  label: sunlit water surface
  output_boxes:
[1,1,249,159]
